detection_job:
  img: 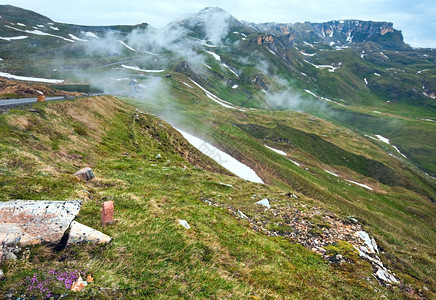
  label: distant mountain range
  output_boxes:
[0,4,434,176]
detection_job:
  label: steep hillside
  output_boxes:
[0,95,420,298]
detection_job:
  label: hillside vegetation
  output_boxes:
[0,96,433,299]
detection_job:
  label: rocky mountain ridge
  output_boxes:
[246,19,408,49]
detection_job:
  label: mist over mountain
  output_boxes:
[0,5,435,299]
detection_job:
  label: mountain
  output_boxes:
[0,5,435,299]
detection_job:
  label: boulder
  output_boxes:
[74,167,95,182]
[67,221,111,245]
[0,200,82,248]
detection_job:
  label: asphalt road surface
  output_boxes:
[0,96,65,107]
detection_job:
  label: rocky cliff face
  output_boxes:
[245,20,408,50]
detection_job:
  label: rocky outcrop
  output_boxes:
[201,196,400,285]
[0,200,81,248]
[244,19,408,49]
[0,200,111,261]
[257,34,275,45]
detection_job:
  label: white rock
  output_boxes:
[255,198,271,209]
[67,221,111,245]
[376,268,399,284]
[178,219,190,229]
[357,231,376,253]
[237,210,247,219]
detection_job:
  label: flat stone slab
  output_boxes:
[0,200,82,247]
[67,221,111,244]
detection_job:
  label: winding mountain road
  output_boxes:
[0,96,66,107]
[0,93,104,107]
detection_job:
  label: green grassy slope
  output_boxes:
[124,75,436,297]
[0,96,406,299]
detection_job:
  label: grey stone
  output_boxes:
[5,252,17,261]
[67,221,111,245]
[0,269,4,279]
[0,200,82,248]
[74,167,95,181]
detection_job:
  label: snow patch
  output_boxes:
[392,145,407,158]
[188,78,245,111]
[121,65,164,73]
[300,51,316,56]
[345,179,373,190]
[68,34,88,42]
[289,159,300,167]
[222,63,239,77]
[304,89,318,98]
[324,170,339,177]
[264,145,286,156]
[5,25,74,42]
[304,59,340,72]
[0,35,28,41]
[183,82,193,89]
[50,26,59,31]
[374,72,381,76]
[232,84,238,89]
[364,78,368,85]
[205,51,221,61]
[119,40,136,51]
[81,31,99,39]
[176,128,263,183]
[375,135,390,144]
[303,41,314,48]
[379,52,389,59]
[267,48,277,56]
[16,23,26,27]
[0,72,64,83]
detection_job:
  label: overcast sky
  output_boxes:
[2,0,435,48]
